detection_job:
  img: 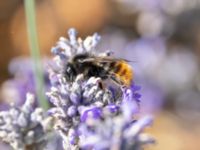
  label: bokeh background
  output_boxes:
[0,0,200,149]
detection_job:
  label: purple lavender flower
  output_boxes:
[46,73,118,148]
[0,28,155,150]
[46,28,154,150]
[1,57,51,106]
[0,93,52,150]
[78,100,154,150]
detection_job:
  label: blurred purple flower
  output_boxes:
[80,107,102,122]
[1,57,52,106]
[79,100,154,150]
[0,93,52,150]
[122,83,142,103]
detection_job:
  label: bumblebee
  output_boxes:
[64,53,133,86]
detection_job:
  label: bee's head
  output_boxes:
[64,63,77,82]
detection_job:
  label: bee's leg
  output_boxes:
[98,81,104,89]
[109,74,124,86]
[107,74,123,101]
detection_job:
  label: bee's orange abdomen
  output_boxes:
[114,61,133,86]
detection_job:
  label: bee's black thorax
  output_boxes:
[64,53,110,82]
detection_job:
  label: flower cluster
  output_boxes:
[0,93,52,150]
[0,28,155,150]
[46,28,154,149]
[47,29,124,148]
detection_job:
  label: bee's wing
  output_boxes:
[95,57,136,64]
[79,56,129,63]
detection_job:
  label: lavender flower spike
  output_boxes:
[47,28,124,148]
[47,74,116,149]
[47,28,154,149]
[0,93,52,150]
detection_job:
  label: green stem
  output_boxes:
[24,0,49,109]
